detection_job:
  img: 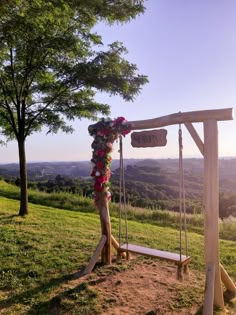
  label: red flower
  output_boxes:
[121,128,131,136]
[112,116,131,136]
[113,116,126,125]
[94,182,103,191]
[102,128,110,135]
[96,176,108,184]
[96,161,104,169]
[90,170,96,177]
[96,150,106,158]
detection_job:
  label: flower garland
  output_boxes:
[88,117,131,206]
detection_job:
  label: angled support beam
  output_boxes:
[184,122,204,156]
[220,263,236,294]
[83,235,107,275]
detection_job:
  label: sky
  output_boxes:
[1,0,235,163]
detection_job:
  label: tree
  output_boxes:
[0,0,148,215]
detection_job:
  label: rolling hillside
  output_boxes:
[1,158,236,218]
[0,158,235,194]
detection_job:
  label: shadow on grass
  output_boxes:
[25,266,102,315]
[0,214,19,224]
[0,266,89,315]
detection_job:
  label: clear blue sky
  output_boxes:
[1,0,235,163]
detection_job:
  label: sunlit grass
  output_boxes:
[0,180,95,213]
[0,180,236,243]
[0,195,235,314]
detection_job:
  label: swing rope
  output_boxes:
[178,124,189,262]
[118,135,128,249]
[118,127,190,272]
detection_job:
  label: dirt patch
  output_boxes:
[48,255,236,314]
[89,256,205,315]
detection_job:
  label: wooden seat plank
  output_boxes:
[119,243,190,266]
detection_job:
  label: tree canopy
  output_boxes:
[0,0,148,140]
[0,0,148,215]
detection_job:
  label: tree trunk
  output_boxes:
[18,136,29,216]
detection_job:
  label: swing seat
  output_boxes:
[119,243,190,266]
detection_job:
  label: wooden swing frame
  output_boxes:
[85,108,236,314]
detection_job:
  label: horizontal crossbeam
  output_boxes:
[127,108,233,130]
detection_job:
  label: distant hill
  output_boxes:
[1,158,235,217]
[0,158,235,194]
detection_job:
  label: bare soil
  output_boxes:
[84,256,206,315]
[58,255,236,315]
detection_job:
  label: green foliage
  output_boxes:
[0,196,101,314]
[219,192,236,218]
[0,0,147,140]
[111,164,203,213]
[0,179,236,242]
[1,159,236,218]
[0,180,95,214]
[0,0,148,215]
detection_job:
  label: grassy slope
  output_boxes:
[0,197,101,314]
[1,180,236,242]
[0,196,236,314]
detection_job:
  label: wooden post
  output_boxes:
[203,120,224,308]
[203,263,216,315]
[97,190,112,264]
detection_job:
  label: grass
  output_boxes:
[0,180,95,214]
[0,197,101,314]
[0,195,236,314]
[0,180,235,242]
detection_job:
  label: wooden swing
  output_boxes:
[117,126,191,278]
[86,108,236,314]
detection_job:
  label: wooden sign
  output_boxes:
[131,129,167,148]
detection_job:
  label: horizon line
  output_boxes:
[0,156,236,164]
